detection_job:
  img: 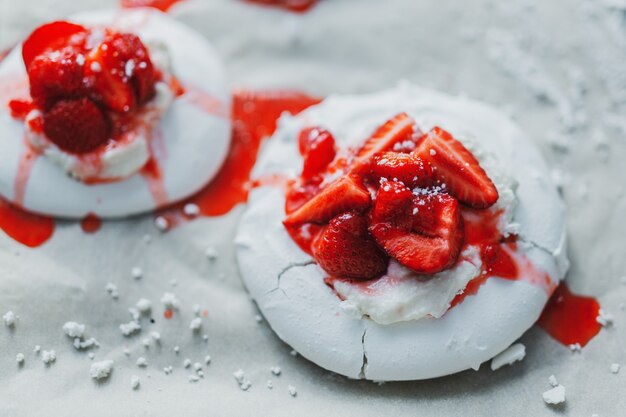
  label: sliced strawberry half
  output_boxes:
[42,97,111,154]
[22,21,87,69]
[312,211,388,280]
[298,127,336,179]
[414,127,498,209]
[370,184,464,274]
[370,180,414,229]
[370,152,432,188]
[284,176,371,226]
[84,32,156,113]
[27,47,86,109]
[351,112,416,173]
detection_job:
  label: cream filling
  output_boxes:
[332,134,519,325]
[25,42,174,182]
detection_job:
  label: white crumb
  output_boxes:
[548,375,558,387]
[41,350,56,365]
[173,346,180,354]
[161,292,180,310]
[105,283,119,299]
[203,334,209,342]
[490,343,526,371]
[136,298,152,313]
[90,360,114,380]
[542,385,566,405]
[270,366,281,376]
[3,311,17,327]
[611,363,620,374]
[131,375,140,390]
[234,369,251,391]
[33,345,41,354]
[142,338,150,348]
[128,308,140,321]
[596,309,614,327]
[255,314,263,323]
[194,362,202,372]
[150,331,161,342]
[155,216,169,231]
[290,349,298,357]
[288,385,297,397]
[267,380,273,389]
[205,246,218,260]
[62,321,85,338]
[131,267,143,280]
[88,352,95,360]
[569,343,581,353]
[74,337,99,350]
[183,358,191,368]
[188,374,200,383]
[189,317,202,332]
[204,355,211,365]
[183,203,200,217]
[119,320,141,336]
[16,353,24,365]
[123,348,131,356]
[136,357,148,367]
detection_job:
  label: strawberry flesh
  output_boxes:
[22,21,87,69]
[370,184,464,274]
[284,176,371,226]
[313,211,388,280]
[370,151,432,188]
[414,127,498,209]
[298,127,336,179]
[42,97,111,154]
[351,112,416,173]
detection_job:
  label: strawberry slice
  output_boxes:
[370,184,463,274]
[312,211,388,280]
[351,112,416,173]
[298,127,336,179]
[27,47,86,109]
[414,127,498,209]
[284,176,371,226]
[370,152,432,188]
[22,21,87,69]
[42,97,111,154]
[84,32,156,113]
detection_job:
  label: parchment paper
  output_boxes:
[1,0,625,415]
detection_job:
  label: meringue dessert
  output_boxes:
[236,84,568,381]
[0,9,230,218]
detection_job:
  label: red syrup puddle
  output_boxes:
[120,0,185,12]
[156,89,321,227]
[244,0,318,13]
[0,199,54,248]
[537,282,601,348]
[80,213,102,234]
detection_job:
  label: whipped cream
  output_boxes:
[24,43,175,182]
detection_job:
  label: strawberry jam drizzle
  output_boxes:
[538,282,601,347]
[156,89,321,226]
[120,0,185,12]
[81,213,102,234]
[244,0,318,13]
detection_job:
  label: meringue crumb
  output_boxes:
[290,349,298,357]
[150,331,161,342]
[542,385,565,405]
[569,343,581,353]
[288,385,297,397]
[255,314,263,323]
[183,203,200,217]
[234,369,251,391]
[90,360,114,380]
[267,380,273,389]
[131,375,140,390]
[142,338,150,348]
[41,350,56,365]
[105,283,119,299]
[161,292,180,310]
[183,358,191,368]
[611,363,620,374]
[190,317,202,332]
[123,348,131,356]
[3,311,17,327]
[194,362,202,372]
[188,374,200,383]
[155,216,169,231]
[548,375,558,387]
[136,298,151,313]
[205,246,218,260]
[490,343,526,371]
[119,320,141,336]
[136,357,148,367]
[204,355,211,365]
[173,346,180,354]
[270,366,282,376]
[16,353,24,365]
[33,345,41,354]
[88,352,95,360]
[596,309,614,327]
[203,334,209,342]
[62,321,85,338]
[131,267,143,280]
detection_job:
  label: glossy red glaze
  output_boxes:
[163,308,173,319]
[0,198,54,247]
[538,282,601,347]
[81,213,102,234]
[120,0,185,12]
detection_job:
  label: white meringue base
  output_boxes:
[0,9,231,218]
[235,84,567,381]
